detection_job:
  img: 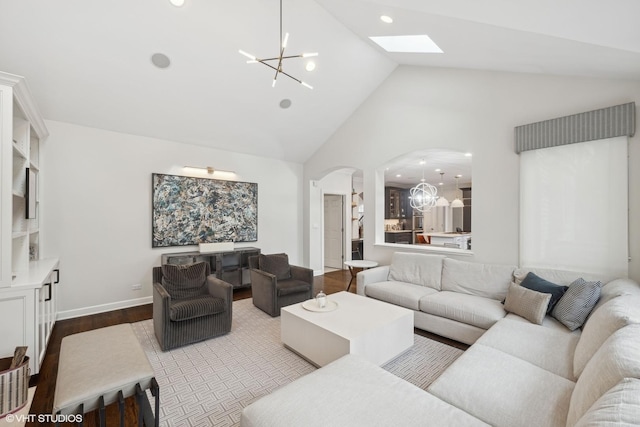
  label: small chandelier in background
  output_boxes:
[451,175,464,208]
[409,159,438,213]
[239,0,317,89]
[435,172,450,207]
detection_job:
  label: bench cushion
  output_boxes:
[53,324,155,415]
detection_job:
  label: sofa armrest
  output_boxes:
[207,275,233,301]
[357,265,390,296]
[152,282,171,329]
[290,265,313,286]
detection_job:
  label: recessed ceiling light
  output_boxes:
[169,0,185,7]
[396,174,402,178]
[435,168,441,172]
[465,152,472,157]
[419,160,426,165]
[279,99,292,109]
[305,61,316,71]
[369,35,443,53]
[380,15,393,24]
[151,53,171,69]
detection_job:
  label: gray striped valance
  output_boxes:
[514,102,636,154]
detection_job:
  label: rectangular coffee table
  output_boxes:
[281,291,414,367]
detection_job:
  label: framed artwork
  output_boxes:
[152,173,258,247]
[25,168,37,219]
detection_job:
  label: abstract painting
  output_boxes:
[152,173,258,247]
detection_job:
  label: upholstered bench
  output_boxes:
[53,324,159,426]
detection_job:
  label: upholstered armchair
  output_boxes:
[249,253,313,317]
[152,262,232,351]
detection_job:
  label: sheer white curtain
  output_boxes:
[520,136,628,277]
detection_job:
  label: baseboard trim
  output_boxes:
[313,269,324,276]
[57,296,153,321]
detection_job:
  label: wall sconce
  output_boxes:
[183,166,236,175]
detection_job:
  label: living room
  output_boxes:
[1,0,640,426]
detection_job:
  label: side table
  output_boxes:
[343,260,379,292]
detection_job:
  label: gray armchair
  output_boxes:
[153,262,232,351]
[249,253,313,317]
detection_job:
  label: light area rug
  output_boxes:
[131,298,463,427]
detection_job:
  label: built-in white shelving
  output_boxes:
[0,71,57,375]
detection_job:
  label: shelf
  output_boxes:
[12,141,27,159]
[29,229,39,235]
[12,231,28,239]
[12,190,25,198]
[29,161,39,172]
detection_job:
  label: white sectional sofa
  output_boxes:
[241,253,640,427]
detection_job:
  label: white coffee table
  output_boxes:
[281,291,414,367]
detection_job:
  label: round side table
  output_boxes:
[343,260,379,292]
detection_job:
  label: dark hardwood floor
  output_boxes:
[28,268,466,426]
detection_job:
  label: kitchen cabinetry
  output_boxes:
[161,247,261,289]
[384,231,412,244]
[385,187,410,219]
[0,72,58,375]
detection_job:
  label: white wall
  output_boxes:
[304,66,640,282]
[41,121,303,318]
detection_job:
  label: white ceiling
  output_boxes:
[1,0,638,163]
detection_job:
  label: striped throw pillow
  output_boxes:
[552,278,602,331]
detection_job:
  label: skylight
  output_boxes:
[369,35,443,53]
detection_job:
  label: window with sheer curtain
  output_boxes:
[519,136,628,277]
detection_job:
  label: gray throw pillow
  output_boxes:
[520,272,569,314]
[162,262,209,299]
[552,278,602,331]
[259,254,292,281]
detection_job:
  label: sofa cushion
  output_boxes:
[419,292,506,330]
[552,278,602,331]
[388,252,445,290]
[169,295,226,321]
[161,262,209,299]
[241,354,491,427]
[276,279,312,296]
[503,283,551,325]
[574,296,640,378]
[519,272,568,314]
[574,378,640,427]
[504,313,582,336]
[259,253,291,280]
[476,318,579,379]
[567,324,640,426]
[441,258,515,301]
[590,278,640,317]
[366,281,438,311]
[513,267,612,287]
[428,343,575,427]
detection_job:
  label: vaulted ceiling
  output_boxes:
[1,0,638,163]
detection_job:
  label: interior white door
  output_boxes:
[324,194,344,269]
